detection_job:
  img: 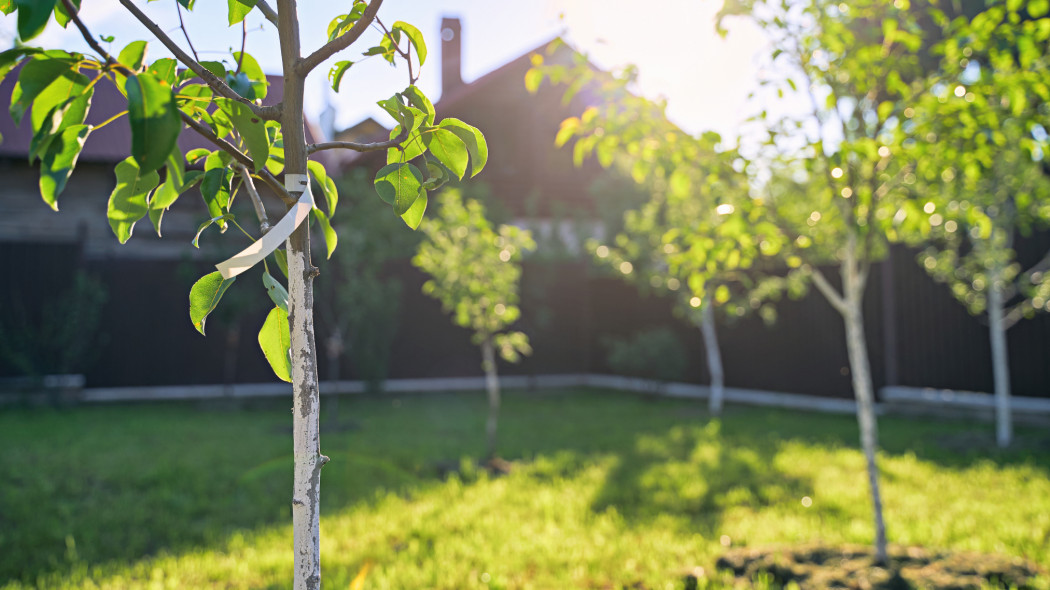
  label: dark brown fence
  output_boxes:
[2,240,1048,398]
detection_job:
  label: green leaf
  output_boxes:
[374,163,424,215]
[438,118,487,178]
[117,40,148,72]
[262,270,288,312]
[1,0,14,15]
[30,69,89,132]
[312,208,338,259]
[200,60,226,79]
[39,124,90,210]
[524,68,543,93]
[126,72,182,172]
[107,157,160,244]
[53,0,80,28]
[387,126,426,164]
[273,248,288,279]
[403,85,435,125]
[258,307,291,382]
[200,168,232,222]
[228,0,257,24]
[185,147,210,164]
[376,95,403,120]
[189,271,235,336]
[15,0,55,41]
[231,52,267,100]
[148,58,178,87]
[177,0,196,8]
[217,98,269,171]
[0,47,40,84]
[225,71,255,101]
[10,56,75,125]
[150,169,202,236]
[192,214,233,248]
[400,189,427,230]
[392,21,427,66]
[329,60,353,92]
[307,160,338,216]
[423,127,469,180]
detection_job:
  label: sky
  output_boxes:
[3,1,770,139]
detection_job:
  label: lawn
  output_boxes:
[1,389,1048,589]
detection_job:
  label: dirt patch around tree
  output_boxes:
[713,543,1046,589]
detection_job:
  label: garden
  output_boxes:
[2,391,1048,589]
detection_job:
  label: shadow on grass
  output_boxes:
[588,420,813,535]
[2,389,1048,586]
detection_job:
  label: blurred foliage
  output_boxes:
[413,189,535,363]
[901,2,1050,326]
[603,327,687,384]
[0,271,106,377]
[318,168,421,390]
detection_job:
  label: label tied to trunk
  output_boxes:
[215,174,314,279]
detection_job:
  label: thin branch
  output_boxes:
[255,0,279,27]
[174,0,199,63]
[115,0,281,121]
[238,164,272,233]
[810,265,850,315]
[307,126,408,154]
[297,0,383,75]
[236,20,247,74]
[180,113,294,205]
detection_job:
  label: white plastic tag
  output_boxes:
[215,174,314,279]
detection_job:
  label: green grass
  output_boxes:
[1,389,1048,589]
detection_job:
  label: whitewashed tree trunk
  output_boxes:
[699,302,725,416]
[811,241,888,565]
[277,4,327,588]
[842,289,888,564]
[987,278,1012,448]
[482,335,500,459]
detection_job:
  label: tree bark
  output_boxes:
[699,302,725,416]
[841,264,888,565]
[276,2,326,589]
[987,279,1012,448]
[482,336,500,460]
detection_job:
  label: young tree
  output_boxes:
[530,66,791,416]
[0,2,485,587]
[715,0,937,562]
[412,189,534,459]
[905,4,1050,448]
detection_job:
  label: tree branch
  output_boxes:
[255,0,279,27]
[297,0,383,75]
[115,0,281,121]
[238,164,272,233]
[307,126,407,154]
[810,265,850,315]
[174,0,199,63]
[180,113,294,205]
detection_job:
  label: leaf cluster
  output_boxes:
[412,189,535,362]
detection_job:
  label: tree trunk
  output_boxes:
[842,282,888,565]
[482,335,500,460]
[699,302,725,416]
[277,4,326,588]
[987,281,1012,448]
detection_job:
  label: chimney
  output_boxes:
[441,17,462,97]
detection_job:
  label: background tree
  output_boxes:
[904,2,1050,447]
[713,0,937,562]
[317,169,421,425]
[531,65,793,416]
[412,189,534,460]
[0,1,486,587]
